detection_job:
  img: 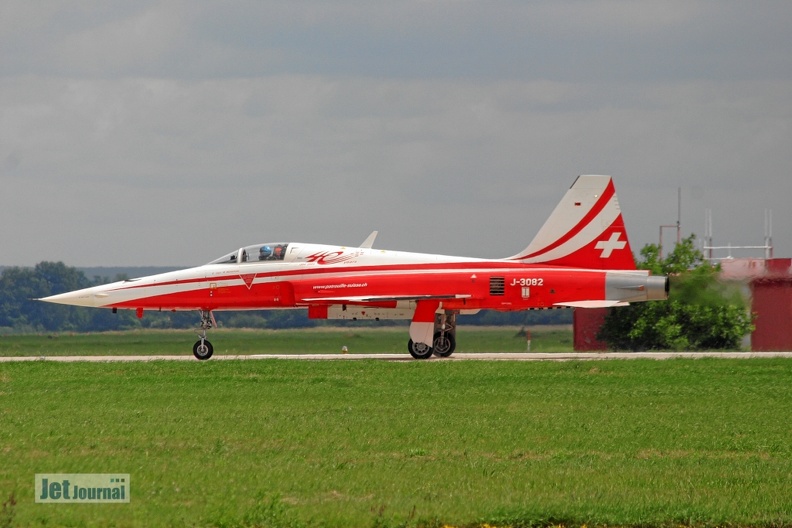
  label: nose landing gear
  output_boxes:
[193,310,216,360]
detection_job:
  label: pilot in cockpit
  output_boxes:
[259,246,272,260]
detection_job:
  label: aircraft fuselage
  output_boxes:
[45,244,666,316]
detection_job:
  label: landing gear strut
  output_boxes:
[193,310,215,360]
[407,311,458,359]
[432,311,457,358]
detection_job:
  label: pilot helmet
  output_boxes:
[259,245,272,258]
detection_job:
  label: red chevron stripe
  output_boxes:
[512,179,615,261]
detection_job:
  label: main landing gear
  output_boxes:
[407,311,457,360]
[191,309,456,361]
[193,310,215,360]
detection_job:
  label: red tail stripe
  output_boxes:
[512,179,615,261]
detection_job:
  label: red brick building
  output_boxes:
[747,258,792,351]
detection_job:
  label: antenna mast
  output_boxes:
[659,187,682,258]
[703,209,774,262]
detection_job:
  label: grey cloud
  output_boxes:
[1,1,791,266]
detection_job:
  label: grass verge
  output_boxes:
[1,357,791,527]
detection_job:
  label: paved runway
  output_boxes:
[2,351,792,362]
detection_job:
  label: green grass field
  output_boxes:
[1,330,791,527]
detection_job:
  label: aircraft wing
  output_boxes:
[307,296,624,309]
[302,294,471,303]
[553,300,630,308]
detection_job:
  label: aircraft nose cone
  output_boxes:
[40,288,107,308]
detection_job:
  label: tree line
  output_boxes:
[0,262,570,334]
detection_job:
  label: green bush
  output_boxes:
[599,235,754,351]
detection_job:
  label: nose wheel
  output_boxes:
[193,338,214,360]
[193,310,216,360]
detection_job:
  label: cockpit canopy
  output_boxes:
[209,243,290,265]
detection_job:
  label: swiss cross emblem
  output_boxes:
[595,232,627,258]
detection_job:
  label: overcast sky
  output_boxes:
[2,1,791,267]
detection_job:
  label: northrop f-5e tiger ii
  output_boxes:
[42,175,669,359]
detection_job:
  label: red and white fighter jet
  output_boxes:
[42,175,668,359]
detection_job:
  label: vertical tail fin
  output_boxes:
[509,175,637,270]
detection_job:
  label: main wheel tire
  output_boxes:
[407,339,433,359]
[193,339,214,360]
[432,332,456,357]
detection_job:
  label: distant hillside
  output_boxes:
[78,267,184,281]
[0,266,182,281]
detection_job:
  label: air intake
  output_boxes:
[490,277,505,296]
